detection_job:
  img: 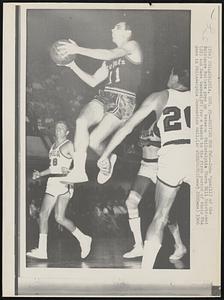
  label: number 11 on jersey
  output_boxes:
[108,67,121,84]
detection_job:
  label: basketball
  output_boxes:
[50,39,76,65]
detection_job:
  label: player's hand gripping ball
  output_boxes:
[50,39,76,65]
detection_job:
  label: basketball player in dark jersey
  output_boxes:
[98,65,191,268]
[26,121,92,260]
[56,22,143,184]
[123,114,186,261]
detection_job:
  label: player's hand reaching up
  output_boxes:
[57,39,79,56]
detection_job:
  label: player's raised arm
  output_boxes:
[65,61,109,87]
[99,91,168,160]
[57,39,132,61]
[57,20,142,62]
[75,40,141,61]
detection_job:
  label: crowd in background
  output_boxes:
[26,60,85,139]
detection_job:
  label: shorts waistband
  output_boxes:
[142,158,158,163]
[163,139,191,147]
[104,86,136,97]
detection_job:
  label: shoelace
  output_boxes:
[99,161,111,174]
[101,168,111,175]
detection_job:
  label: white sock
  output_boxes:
[38,233,47,252]
[129,217,143,247]
[72,227,89,242]
[141,240,161,269]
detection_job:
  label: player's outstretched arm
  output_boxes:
[58,39,139,61]
[32,168,51,180]
[99,91,168,161]
[65,61,108,87]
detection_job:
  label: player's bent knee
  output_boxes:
[125,191,141,218]
[167,222,178,231]
[153,212,169,228]
[126,190,141,208]
[125,198,138,210]
[55,213,65,226]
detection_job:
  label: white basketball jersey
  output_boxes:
[49,139,72,174]
[157,89,191,146]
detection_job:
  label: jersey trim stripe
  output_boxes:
[140,141,161,147]
[163,139,190,147]
[45,192,55,198]
[157,176,181,188]
[104,86,136,97]
[59,149,72,160]
[142,158,158,163]
[50,139,69,151]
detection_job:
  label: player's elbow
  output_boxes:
[89,81,97,88]
[88,78,99,88]
[90,76,103,87]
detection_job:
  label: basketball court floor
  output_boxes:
[26,231,190,269]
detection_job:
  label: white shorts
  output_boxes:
[157,144,192,187]
[45,177,74,198]
[137,160,158,184]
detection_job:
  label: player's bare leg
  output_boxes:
[26,193,57,259]
[123,176,151,258]
[62,101,104,184]
[54,192,76,232]
[142,180,180,269]
[54,192,92,259]
[89,113,124,184]
[168,222,187,260]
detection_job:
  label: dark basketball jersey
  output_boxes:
[105,56,142,95]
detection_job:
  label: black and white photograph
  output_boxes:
[2,2,221,297]
[25,8,190,270]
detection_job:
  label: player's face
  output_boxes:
[55,123,68,139]
[111,22,131,45]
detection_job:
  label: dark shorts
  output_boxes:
[92,88,136,120]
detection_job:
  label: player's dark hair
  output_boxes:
[124,22,133,40]
[114,21,132,32]
[55,120,69,131]
[124,22,132,31]
[173,65,190,90]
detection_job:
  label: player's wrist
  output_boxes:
[75,46,81,54]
